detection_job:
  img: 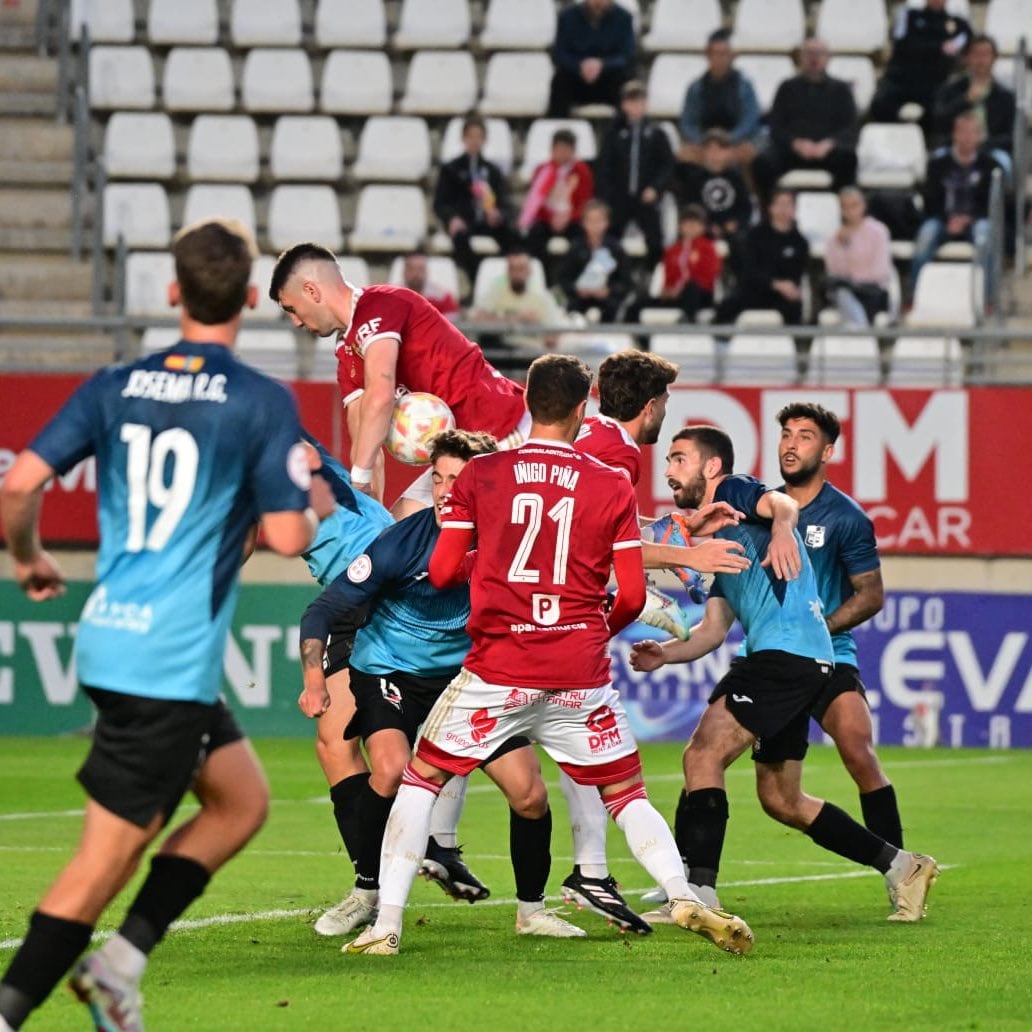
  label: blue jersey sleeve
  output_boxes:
[246,380,308,515]
[715,475,769,521]
[28,372,106,474]
[838,508,880,577]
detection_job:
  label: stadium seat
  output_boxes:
[314,0,387,48]
[518,119,597,183]
[472,256,547,308]
[349,185,426,252]
[826,55,877,115]
[557,332,638,363]
[479,0,555,50]
[89,46,154,109]
[102,183,170,247]
[267,184,343,252]
[182,185,256,238]
[907,262,978,327]
[186,115,259,183]
[440,117,514,175]
[235,329,299,380]
[125,251,175,315]
[393,0,470,49]
[733,0,805,53]
[388,256,461,300]
[805,335,882,386]
[984,0,1032,54]
[649,334,718,382]
[241,49,314,113]
[399,51,477,115]
[104,112,175,179]
[816,0,887,54]
[352,116,432,182]
[642,0,721,51]
[270,116,343,181]
[230,0,302,47]
[162,47,234,112]
[735,309,784,326]
[887,336,964,386]
[647,53,707,118]
[246,255,287,320]
[337,256,371,285]
[857,123,927,189]
[734,55,796,113]
[479,52,553,117]
[320,50,392,115]
[141,327,181,353]
[724,334,799,384]
[147,0,218,45]
[795,191,841,258]
[906,0,970,17]
[71,0,134,43]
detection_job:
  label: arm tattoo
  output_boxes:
[301,638,325,671]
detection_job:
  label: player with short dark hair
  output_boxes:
[631,425,939,926]
[345,354,755,957]
[0,218,327,1030]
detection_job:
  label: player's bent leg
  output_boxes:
[754,759,823,831]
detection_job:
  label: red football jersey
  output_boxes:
[442,439,642,690]
[335,284,526,439]
[575,414,641,486]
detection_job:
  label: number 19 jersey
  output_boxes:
[441,438,641,690]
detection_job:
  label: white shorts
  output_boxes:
[399,409,532,506]
[416,668,642,786]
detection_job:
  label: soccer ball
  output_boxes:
[386,391,456,465]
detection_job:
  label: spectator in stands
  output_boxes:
[823,187,893,327]
[654,205,723,319]
[401,252,460,320]
[679,29,763,168]
[468,248,566,351]
[869,0,971,128]
[752,37,859,204]
[933,33,1016,176]
[519,129,595,263]
[557,200,633,322]
[910,109,999,299]
[596,80,675,267]
[547,0,636,117]
[715,188,810,325]
[433,115,512,284]
[674,129,753,246]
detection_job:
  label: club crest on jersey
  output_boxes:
[355,317,383,345]
[347,554,373,583]
[531,593,561,626]
[805,524,826,548]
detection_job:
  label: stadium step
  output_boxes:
[0,118,73,160]
[0,332,116,371]
[0,53,58,94]
[0,253,92,301]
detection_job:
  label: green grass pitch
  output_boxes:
[2,738,1030,1031]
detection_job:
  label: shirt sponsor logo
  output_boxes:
[121,369,227,404]
[805,524,826,548]
[355,317,383,346]
[80,585,153,634]
[531,593,561,626]
[586,704,622,753]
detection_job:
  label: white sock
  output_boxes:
[614,798,692,902]
[558,770,610,878]
[517,899,545,920]
[352,886,378,905]
[428,774,467,849]
[95,933,147,983]
[374,781,439,934]
[886,849,913,884]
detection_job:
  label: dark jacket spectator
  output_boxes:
[557,200,633,322]
[548,0,635,117]
[674,130,753,238]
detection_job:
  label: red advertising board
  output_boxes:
[2,374,1030,555]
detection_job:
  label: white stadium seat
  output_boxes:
[314,0,386,48]
[888,337,963,387]
[806,335,882,386]
[647,53,707,118]
[247,255,288,320]
[320,50,393,115]
[71,0,134,43]
[125,251,175,316]
[103,183,170,247]
[388,256,461,300]
[985,0,1032,54]
[649,334,718,382]
[817,0,888,54]
[827,56,877,115]
[393,0,471,49]
[795,191,841,258]
[733,0,805,53]
[857,123,927,189]
[270,116,343,181]
[734,55,795,114]
[182,184,256,237]
[230,0,302,47]
[480,0,555,50]
[906,0,970,17]
[472,256,547,308]
[187,115,260,183]
[724,334,799,385]
[399,51,478,115]
[267,184,343,252]
[352,116,432,182]
[241,49,314,113]
[349,185,426,252]
[643,0,722,52]
[104,112,175,179]
[147,0,218,45]
[479,52,553,117]
[236,329,299,379]
[907,262,979,328]
[440,117,514,175]
[162,47,234,112]
[141,327,181,353]
[518,119,597,183]
[337,256,371,286]
[89,46,154,109]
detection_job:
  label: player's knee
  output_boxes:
[509,779,549,819]
[370,761,406,797]
[757,787,806,828]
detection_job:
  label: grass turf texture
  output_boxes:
[1,738,1030,1031]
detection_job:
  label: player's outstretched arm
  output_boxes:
[756,489,801,580]
[642,537,749,574]
[349,337,399,493]
[630,597,734,667]
[0,449,66,601]
[680,501,745,537]
[608,545,648,636]
[428,526,475,589]
[826,566,884,634]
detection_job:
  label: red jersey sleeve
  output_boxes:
[350,290,408,358]
[336,353,364,407]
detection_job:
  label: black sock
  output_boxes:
[681,788,729,887]
[806,802,896,872]
[510,807,552,903]
[673,789,691,862]
[860,785,904,849]
[0,910,93,1026]
[330,772,370,866]
[119,855,210,955]
[353,782,396,891]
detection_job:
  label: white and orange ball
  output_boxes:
[385,391,456,465]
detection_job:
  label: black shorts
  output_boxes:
[810,663,867,724]
[345,666,453,746]
[323,604,370,678]
[709,650,832,765]
[78,686,244,829]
